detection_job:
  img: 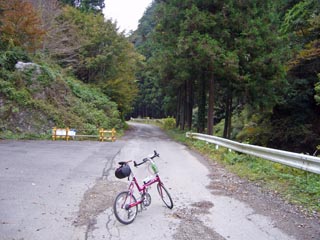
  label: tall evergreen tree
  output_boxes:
[133,0,318,153]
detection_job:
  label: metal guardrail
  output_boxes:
[186,132,320,175]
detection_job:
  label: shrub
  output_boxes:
[0,48,30,71]
[162,117,176,130]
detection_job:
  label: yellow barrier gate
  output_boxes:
[52,127,76,141]
[99,128,116,142]
[52,127,116,142]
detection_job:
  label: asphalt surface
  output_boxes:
[87,122,295,240]
[0,140,124,240]
[0,123,310,239]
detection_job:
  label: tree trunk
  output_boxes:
[227,93,232,139]
[207,71,214,135]
[179,85,185,130]
[223,91,233,138]
[176,89,181,128]
[197,75,206,133]
[186,79,193,130]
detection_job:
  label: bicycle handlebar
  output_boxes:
[134,150,159,167]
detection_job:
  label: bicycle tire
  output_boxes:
[113,191,138,224]
[157,183,173,209]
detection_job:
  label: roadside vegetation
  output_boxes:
[0,52,123,139]
[131,116,320,214]
[164,128,320,215]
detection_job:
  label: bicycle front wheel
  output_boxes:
[113,191,138,224]
[157,183,173,209]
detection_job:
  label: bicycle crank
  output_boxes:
[142,192,152,207]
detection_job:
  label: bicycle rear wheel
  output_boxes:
[113,191,138,224]
[157,183,173,209]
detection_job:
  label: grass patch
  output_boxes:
[165,128,320,214]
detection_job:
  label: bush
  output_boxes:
[0,48,30,71]
[162,117,176,130]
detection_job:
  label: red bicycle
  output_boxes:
[113,151,173,224]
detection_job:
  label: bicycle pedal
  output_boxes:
[139,205,147,212]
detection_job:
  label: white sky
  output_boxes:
[103,0,153,34]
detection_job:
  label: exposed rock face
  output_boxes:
[15,61,41,74]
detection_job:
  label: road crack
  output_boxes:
[73,179,126,239]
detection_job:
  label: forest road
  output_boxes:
[1,122,319,240]
[83,122,319,240]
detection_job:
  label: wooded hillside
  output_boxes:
[0,0,141,138]
[131,0,320,153]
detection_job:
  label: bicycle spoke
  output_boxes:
[113,191,138,224]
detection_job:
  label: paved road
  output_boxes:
[0,123,305,239]
[86,122,295,240]
[0,140,124,240]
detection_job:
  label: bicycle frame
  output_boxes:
[114,151,173,224]
[126,173,162,209]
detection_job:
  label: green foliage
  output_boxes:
[131,0,320,153]
[0,129,49,140]
[0,72,31,106]
[0,48,30,70]
[223,151,245,165]
[55,6,141,115]
[282,0,320,73]
[269,74,320,152]
[0,52,122,138]
[314,75,320,105]
[61,76,122,130]
[79,0,105,12]
[220,151,320,212]
[59,0,105,13]
[66,78,119,115]
[213,118,225,137]
[281,0,318,35]
[59,0,74,6]
[162,117,176,130]
[133,0,288,134]
[231,107,273,146]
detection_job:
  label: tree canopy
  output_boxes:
[132,0,320,153]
